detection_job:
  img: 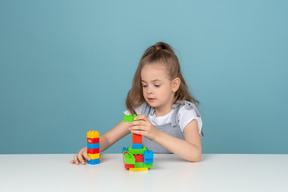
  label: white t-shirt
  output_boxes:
[123,103,202,135]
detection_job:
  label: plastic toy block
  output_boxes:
[134,162,144,168]
[133,143,143,149]
[128,146,148,155]
[87,131,99,138]
[134,154,144,162]
[87,143,99,149]
[143,163,153,168]
[87,137,99,144]
[123,114,138,122]
[122,147,128,153]
[88,153,100,159]
[144,159,153,164]
[124,152,135,164]
[124,163,135,168]
[133,133,142,143]
[144,150,154,159]
[87,148,99,154]
[87,158,100,165]
[144,150,154,164]
[129,168,148,171]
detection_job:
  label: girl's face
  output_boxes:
[141,63,179,115]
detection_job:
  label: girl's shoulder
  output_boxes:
[177,100,202,134]
[176,100,201,117]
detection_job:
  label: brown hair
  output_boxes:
[126,42,200,114]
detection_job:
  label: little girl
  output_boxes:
[70,42,203,164]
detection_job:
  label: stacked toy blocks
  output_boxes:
[123,114,154,171]
[87,130,100,165]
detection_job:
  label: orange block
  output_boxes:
[133,133,142,143]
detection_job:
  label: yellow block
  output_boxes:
[129,168,148,171]
[87,131,99,138]
[88,153,100,159]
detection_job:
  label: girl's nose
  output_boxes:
[147,86,153,94]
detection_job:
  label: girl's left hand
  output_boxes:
[128,115,159,141]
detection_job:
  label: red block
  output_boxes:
[133,133,142,143]
[134,154,144,162]
[87,148,99,154]
[87,137,99,144]
[125,164,135,168]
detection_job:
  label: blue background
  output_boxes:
[1,0,287,154]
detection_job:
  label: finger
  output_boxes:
[73,155,79,165]
[134,114,147,121]
[83,152,91,161]
[131,129,144,135]
[77,153,85,165]
[130,125,145,131]
[70,160,75,164]
[130,120,145,127]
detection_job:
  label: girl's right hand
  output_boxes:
[70,147,91,165]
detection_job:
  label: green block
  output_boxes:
[135,162,144,168]
[123,114,138,122]
[124,152,135,164]
[128,146,148,155]
[144,163,153,168]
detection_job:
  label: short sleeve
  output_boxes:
[123,103,143,115]
[178,105,202,135]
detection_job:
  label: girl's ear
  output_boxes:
[171,77,181,92]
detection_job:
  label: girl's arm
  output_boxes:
[153,119,201,162]
[129,115,201,162]
[70,120,130,165]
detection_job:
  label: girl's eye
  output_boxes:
[142,85,147,88]
[154,84,160,88]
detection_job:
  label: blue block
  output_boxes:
[123,147,128,153]
[133,143,143,149]
[144,159,153,164]
[88,158,100,165]
[87,143,99,149]
[144,150,154,159]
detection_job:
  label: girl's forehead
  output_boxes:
[141,64,169,81]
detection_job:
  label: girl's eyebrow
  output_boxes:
[141,79,162,83]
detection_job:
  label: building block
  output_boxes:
[123,114,138,122]
[87,148,99,154]
[133,143,143,149]
[124,163,135,168]
[133,133,142,143]
[143,163,153,168]
[122,114,154,171]
[144,150,154,164]
[144,159,153,164]
[87,143,99,149]
[122,147,128,153]
[144,150,154,160]
[87,137,99,144]
[88,153,100,159]
[87,131,99,138]
[87,130,100,165]
[128,146,148,155]
[124,152,135,164]
[134,154,144,162]
[134,162,144,168]
[129,168,148,171]
[87,158,100,165]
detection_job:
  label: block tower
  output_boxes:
[87,130,100,165]
[123,114,154,171]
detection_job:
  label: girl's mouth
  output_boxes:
[148,98,156,102]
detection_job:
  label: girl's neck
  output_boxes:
[154,105,173,117]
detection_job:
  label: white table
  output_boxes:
[0,154,287,192]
